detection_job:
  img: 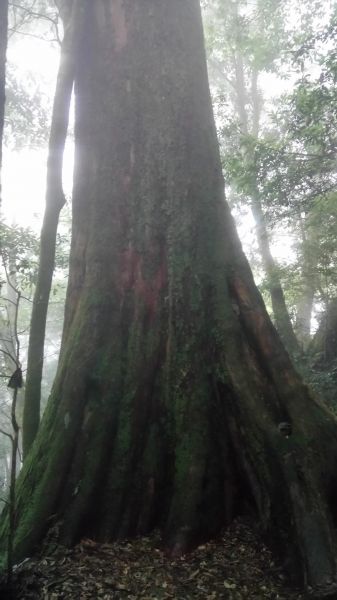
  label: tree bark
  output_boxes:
[2,2,337,596]
[0,0,8,200]
[22,2,76,459]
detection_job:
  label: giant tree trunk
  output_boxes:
[0,0,8,199]
[2,2,337,596]
[22,3,76,458]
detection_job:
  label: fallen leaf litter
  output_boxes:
[2,518,304,599]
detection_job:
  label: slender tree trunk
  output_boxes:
[246,69,299,355]
[310,298,337,365]
[0,0,8,202]
[4,252,18,347]
[234,61,299,354]
[250,193,300,355]
[0,273,22,590]
[231,5,299,355]
[295,214,318,349]
[7,387,19,588]
[2,2,337,596]
[3,456,9,490]
[296,286,315,347]
[22,4,76,459]
[1,265,17,375]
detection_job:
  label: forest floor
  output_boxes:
[1,518,305,599]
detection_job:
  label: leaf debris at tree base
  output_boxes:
[1,519,304,599]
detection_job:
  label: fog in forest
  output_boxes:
[0,1,337,597]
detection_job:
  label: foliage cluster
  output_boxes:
[204,0,337,346]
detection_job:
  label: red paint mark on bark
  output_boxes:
[119,245,139,292]
[119,244,167,319]
[112,0,128,52]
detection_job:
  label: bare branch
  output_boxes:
[9,2,58,27]
[0,348,18,367]
[0,429,13,443]
[8,27,59,43]
[17,329,29,337]
[0,297,17,306]
[20,295,33,304]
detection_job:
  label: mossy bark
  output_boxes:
[2,2,337,596]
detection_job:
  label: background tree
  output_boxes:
[203,0,300,355]
[8,0,59,41]
[0,261,21,588]
[0,231,25,585]
[1,1,71,460]
[4,66,50,151]
[246,18,337,349]
[279,16,337,344]
[0,0,9,201]
[0,223,40,481]
[22,1,75,458]
[0,221,68,486]
[2,2,337,597]
[4,0,58,153]
[203,0,337,355]
[0,0,10,508]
